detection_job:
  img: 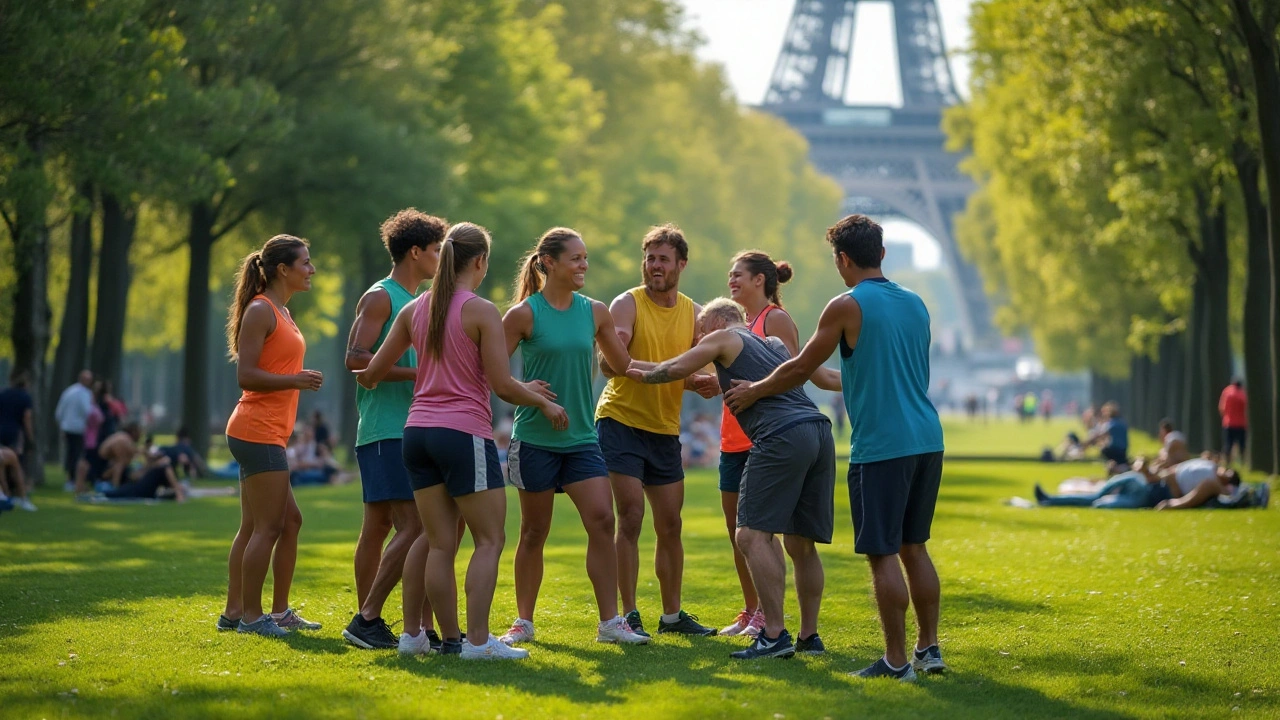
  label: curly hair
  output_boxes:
[380,209,448,264]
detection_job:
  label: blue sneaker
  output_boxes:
[796,633,826,655]
[730,630,795,659]
[852,657,917,682]
[912,645,947,674]
[237,615,289,638]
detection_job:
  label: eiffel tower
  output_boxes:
[763,0,994,347]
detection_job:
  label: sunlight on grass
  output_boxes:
[1,422,1276,719]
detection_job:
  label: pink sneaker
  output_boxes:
[743,609,766,637]
[719,610,754,636]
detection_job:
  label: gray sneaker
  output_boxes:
[216,615,239,632]
[912,645,948,674]
[237,616,289,638]
[274,608,322,631]
[852,657,917,682]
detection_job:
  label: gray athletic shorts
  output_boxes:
[736,419,836,543]
[226,436,289,481]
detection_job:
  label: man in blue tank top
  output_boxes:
[726,214,947,682]
[341,209,447,651]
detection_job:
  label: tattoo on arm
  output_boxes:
[346,343,372,361]
[643,361,678,384]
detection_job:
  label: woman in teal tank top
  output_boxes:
[497,227,648,646]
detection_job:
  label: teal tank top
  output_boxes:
[840,278,944,463]
[513,292,599,449]
[355,277,418,446]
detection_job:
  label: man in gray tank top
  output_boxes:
[627,298,835,661]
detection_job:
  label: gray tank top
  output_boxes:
[715,328,827,441]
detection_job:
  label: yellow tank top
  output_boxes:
[595,287,695,436]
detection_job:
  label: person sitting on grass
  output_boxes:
[1084,402,1128,465]
[287,425,338,486]
[1152,418,1189,470]
[102,450,186,502]
[0,445,37,511]
[158,426,207,479]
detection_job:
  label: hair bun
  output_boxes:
[775,260,793,284]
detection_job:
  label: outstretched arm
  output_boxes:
[627,332,730,385]
[725,294,859,413]
[598,293,636,379]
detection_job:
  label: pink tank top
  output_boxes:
[406,289,493,439]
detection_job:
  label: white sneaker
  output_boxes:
[15,498,37,512]
[597,615,650,645]
[398,631,433,656]
[743,609,766,637]
[720,609,753,636]
[461,634,530,660]
[499,618,535,646]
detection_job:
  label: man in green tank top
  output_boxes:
[341,209,447,651]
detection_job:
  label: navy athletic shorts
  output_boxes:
[356,438,414,503]
[596,417,683,486]
[507,440,608,493]
[402,426,503,498]
[847,451,944,555]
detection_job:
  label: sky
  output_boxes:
[676,0,976,269]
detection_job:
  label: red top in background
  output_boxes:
[1218,385,1248,429]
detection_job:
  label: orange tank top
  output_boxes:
[226,296,306,447]
[720,305,779,453]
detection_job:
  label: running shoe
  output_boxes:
[273,608,322,631]
[796,633,826,655]
[658,610,716,636]
[461,634,530,660]
[398,630,433,656]
[719,610,753,636]
[1033,484,1049,504]
[425,629,443,652]
[343,613,398,649]
[743,609,766,637]
[624,610,650,638]
[912,645,948,674]
[237,616,289,638]
[14,497,37,512]
[216,614,239,632]
[852,657,917,682]
[597,615,650,645]
[499,618,535,646]
[730,630,796,660]
[438,638,463,656]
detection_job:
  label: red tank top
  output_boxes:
[226,296,306,447]
[720,306,779,453]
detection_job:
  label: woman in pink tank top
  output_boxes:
[358,222,567,660]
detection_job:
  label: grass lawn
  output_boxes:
[1,422,1275,719]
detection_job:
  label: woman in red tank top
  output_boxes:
[219,235,326,638]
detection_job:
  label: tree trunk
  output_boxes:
[1183,276,1208,455]
[1231,0,1280,473]
[46,182,95,464]
[89,193,138,390]
[1195,190,1233,454]
[1235,149,1276,473]
[182,201,217,457]
[9,138,52,485]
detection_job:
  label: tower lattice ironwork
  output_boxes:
[764,0,992,346]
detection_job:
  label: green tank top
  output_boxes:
[355,277,418,446]
[512,292,599,449]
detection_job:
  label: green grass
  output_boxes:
[1,424,1276,719]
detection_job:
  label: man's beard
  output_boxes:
[643,267,678,293]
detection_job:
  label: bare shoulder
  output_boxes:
[503,299,534,322]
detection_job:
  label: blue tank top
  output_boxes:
[839,278,944,463]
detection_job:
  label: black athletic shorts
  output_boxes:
[402,426,503,497]
[596,417,683,486]
[718,450,750,493]
[507,440,608,493]
[1223,427,1247,454]
[847,451,944,555]
[226,436,289,481]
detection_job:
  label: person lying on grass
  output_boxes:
[1151,459,1239,510]
[1034,457,1171,509]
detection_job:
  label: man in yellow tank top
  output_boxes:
[595,224,721,637]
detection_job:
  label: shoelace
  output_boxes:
[733,610,752,627]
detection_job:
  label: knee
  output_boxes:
[252,521,285,543]
[616,506,645,538]
[473,528,506,554]
[899,543,928,562]
[518,519,552,547]
[284,507,304,535]
[582,506,616,538]
[654,513,682,541]
[734,527,764,553]
[784,536,815,560]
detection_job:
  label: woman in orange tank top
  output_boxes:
[218,235,326,638]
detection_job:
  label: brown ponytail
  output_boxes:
[426,222,491,360]
[731,250,792,308]
[226,234,308,360]
[513,227,581,302]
